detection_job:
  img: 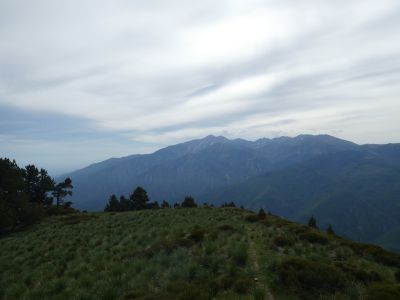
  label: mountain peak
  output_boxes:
[202,135,229,142]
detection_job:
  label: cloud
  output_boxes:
[1,0,400,172]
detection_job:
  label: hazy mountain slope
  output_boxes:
[65,134,357,211]
[375,226,400,253]
[203,150,400,250]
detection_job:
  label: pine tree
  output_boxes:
[181,196,197,208]
[119,195,132,211]
[308,215,318,229]
[258,208,266,218]
[23,165,55,205]
[130,186,149,210]
[104,194,120,212]
[52,178,73,206]
[326,224,335,235]
[161,200,170,208]
[147,201,160,209]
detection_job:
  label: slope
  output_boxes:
[204,150,400,250]
[1,208,400,300]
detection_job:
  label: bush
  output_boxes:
[187,228,207,243]
[344,242,400,267]
[61,214,98,225]
[141,238,195,258]
[366,283,400,300]
[252,288,265,300]
[166,281,208,300]
[233,277,253,294]
[272,235,296,248]
[272,257,347,299]
[215,276,234,290]
[231,244,248,266]
[46,205,76,216]
[395,270,400,283]
[218,224,235,231]
[335,262,382,284]
[334,246,353,261]
[298,231,329,245]
[245,214,260,223]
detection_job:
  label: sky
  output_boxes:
[1,0,400,175]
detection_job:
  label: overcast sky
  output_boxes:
[1,0,400,175]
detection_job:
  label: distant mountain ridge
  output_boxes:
[64,134,400,251]
[66,134,357,210]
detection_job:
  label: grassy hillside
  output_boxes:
[204,151,400,252]
[1,208,400,300]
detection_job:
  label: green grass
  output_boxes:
[1,208,400,299]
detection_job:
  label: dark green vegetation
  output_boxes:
[63,135,400,252]
[0,158,74,233]
[1,208,400,299]
[210,148,400,252]
[104,188,198,212]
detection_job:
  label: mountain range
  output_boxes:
[63,134,400,252]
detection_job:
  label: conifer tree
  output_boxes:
[119,195,132,211]
[161,200,170,208]
[181,196,197,208]
[130,186,149,210]
[308,215,318,229]
[258,208,266,218]
[52,178,73,206]
[104,194,120,212]
[326,224,335,235]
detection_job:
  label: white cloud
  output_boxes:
[1,0,400,170]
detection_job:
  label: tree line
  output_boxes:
[0,158,74,232]
[104,187,200,212]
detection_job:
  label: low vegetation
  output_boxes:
[1,207,400,299]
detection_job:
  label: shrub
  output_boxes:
[46,205,76,216]
[344,242,400,267]
[245,214,260,223]
[259,218,273,227]
[166,281,209,300]
[252,287,265,300]
[271,257,347,299]
[61,214,98,225]
[272,235,296,248]
[298,231,329,245]
[366,283,400,300]
[187,228,207,243]
[233,277,253,294]
[335,262,383,284]
[141,238,195,258]
[215,276,234,290]
[218,224,235,231]
[231,244,248,266]
[395,270,400,282]
[287,224,310,234]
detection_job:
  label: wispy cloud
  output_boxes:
[1,0,400,172]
